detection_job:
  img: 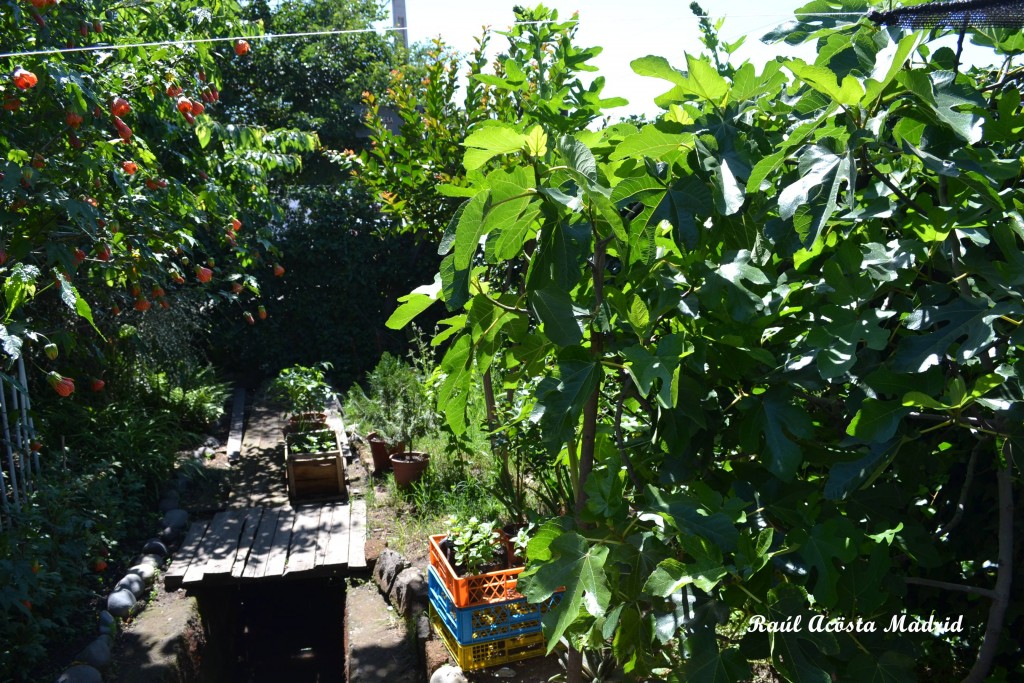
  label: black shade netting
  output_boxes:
[868,0,1024,29]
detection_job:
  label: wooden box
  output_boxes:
[284,429,347,501]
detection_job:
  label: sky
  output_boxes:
[384,0,999,117]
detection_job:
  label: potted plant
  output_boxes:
[386,361,436,488]
[345,352,436,481]
[269,362,333,432]
[442,516,507,576]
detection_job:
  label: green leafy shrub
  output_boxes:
[0,431,154,680]
[345,352,436,450]
[269,363,334,416]
[137,366,231,433]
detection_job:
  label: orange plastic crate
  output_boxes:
[430,605,546,671]
[429,534,524,608]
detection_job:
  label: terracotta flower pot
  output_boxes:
[367,433,404,474]
[390,451,429,489]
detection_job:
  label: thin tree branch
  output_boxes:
[982,65,1024,92]
[935,440,982,539]
[613,375,644,491]
[904,576,995,599]
[963,441,1015,683]
[865,158,927,214]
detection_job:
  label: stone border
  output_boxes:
[54,480,192,683]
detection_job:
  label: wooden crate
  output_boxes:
[284,429,347,502]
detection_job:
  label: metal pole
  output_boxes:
[0,379,21,513]
[13,362,32,492]
[8,381,29,495]
[17,357,40,474]
[392,0,408,50]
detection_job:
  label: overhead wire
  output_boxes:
[0,12,874,61]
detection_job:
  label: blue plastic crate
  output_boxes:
[428,565,562,645]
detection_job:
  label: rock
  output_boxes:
[203,436,220,449]
[193,446,215,459]
[56,664,103,683]
[98,610,115,627]
[75,635,112,670]
[392,567,427,617]
[115,573,146,599]
[134,553,164,569]
[106,588,136,618]
[416,612,431,641]
[430,664,469,683]
[158,495,180,513]
[126,562,156,584]
[494,667,517,678]
[162,509,189,531]
[372,548,409,595]
[141,538,169,557]
[158,525,183,545]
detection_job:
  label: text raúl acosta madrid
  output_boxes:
[747,613,964,633]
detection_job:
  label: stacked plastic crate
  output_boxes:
[427,533,563,671]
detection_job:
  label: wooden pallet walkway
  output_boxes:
[165,500,367,590]
[227,396,289,510]
[164,388,368,592]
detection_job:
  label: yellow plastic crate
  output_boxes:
[430,605,547,671]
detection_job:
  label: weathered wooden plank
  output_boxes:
[184,510,231,585]
[285,505,322,574]
[203,509,250,577]
[323,503,350,567]
[243,508,281,579]
[164,520,210,591]
[348,499,367,569]
[335,451,346,498]
[262,508,296,578]
[231,508,264,578]
[225,387,246,461]
[314,503,338,568]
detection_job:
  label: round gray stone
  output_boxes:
[430,665,468,683]
[158,496,180,513]
[158,526,183,544]
[106,588,136,618]
[126,562,156,584]
[135,554,164,569]
[141,538,169,557]
[161,509,189,531]
[115,573,146,598]
[56,664,103,683]
[76,635,112,670]
[98,610,114,627]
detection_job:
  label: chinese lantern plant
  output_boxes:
[0,0,319,392]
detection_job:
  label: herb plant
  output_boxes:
[445,515,501,576]
[286,429,336,455]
